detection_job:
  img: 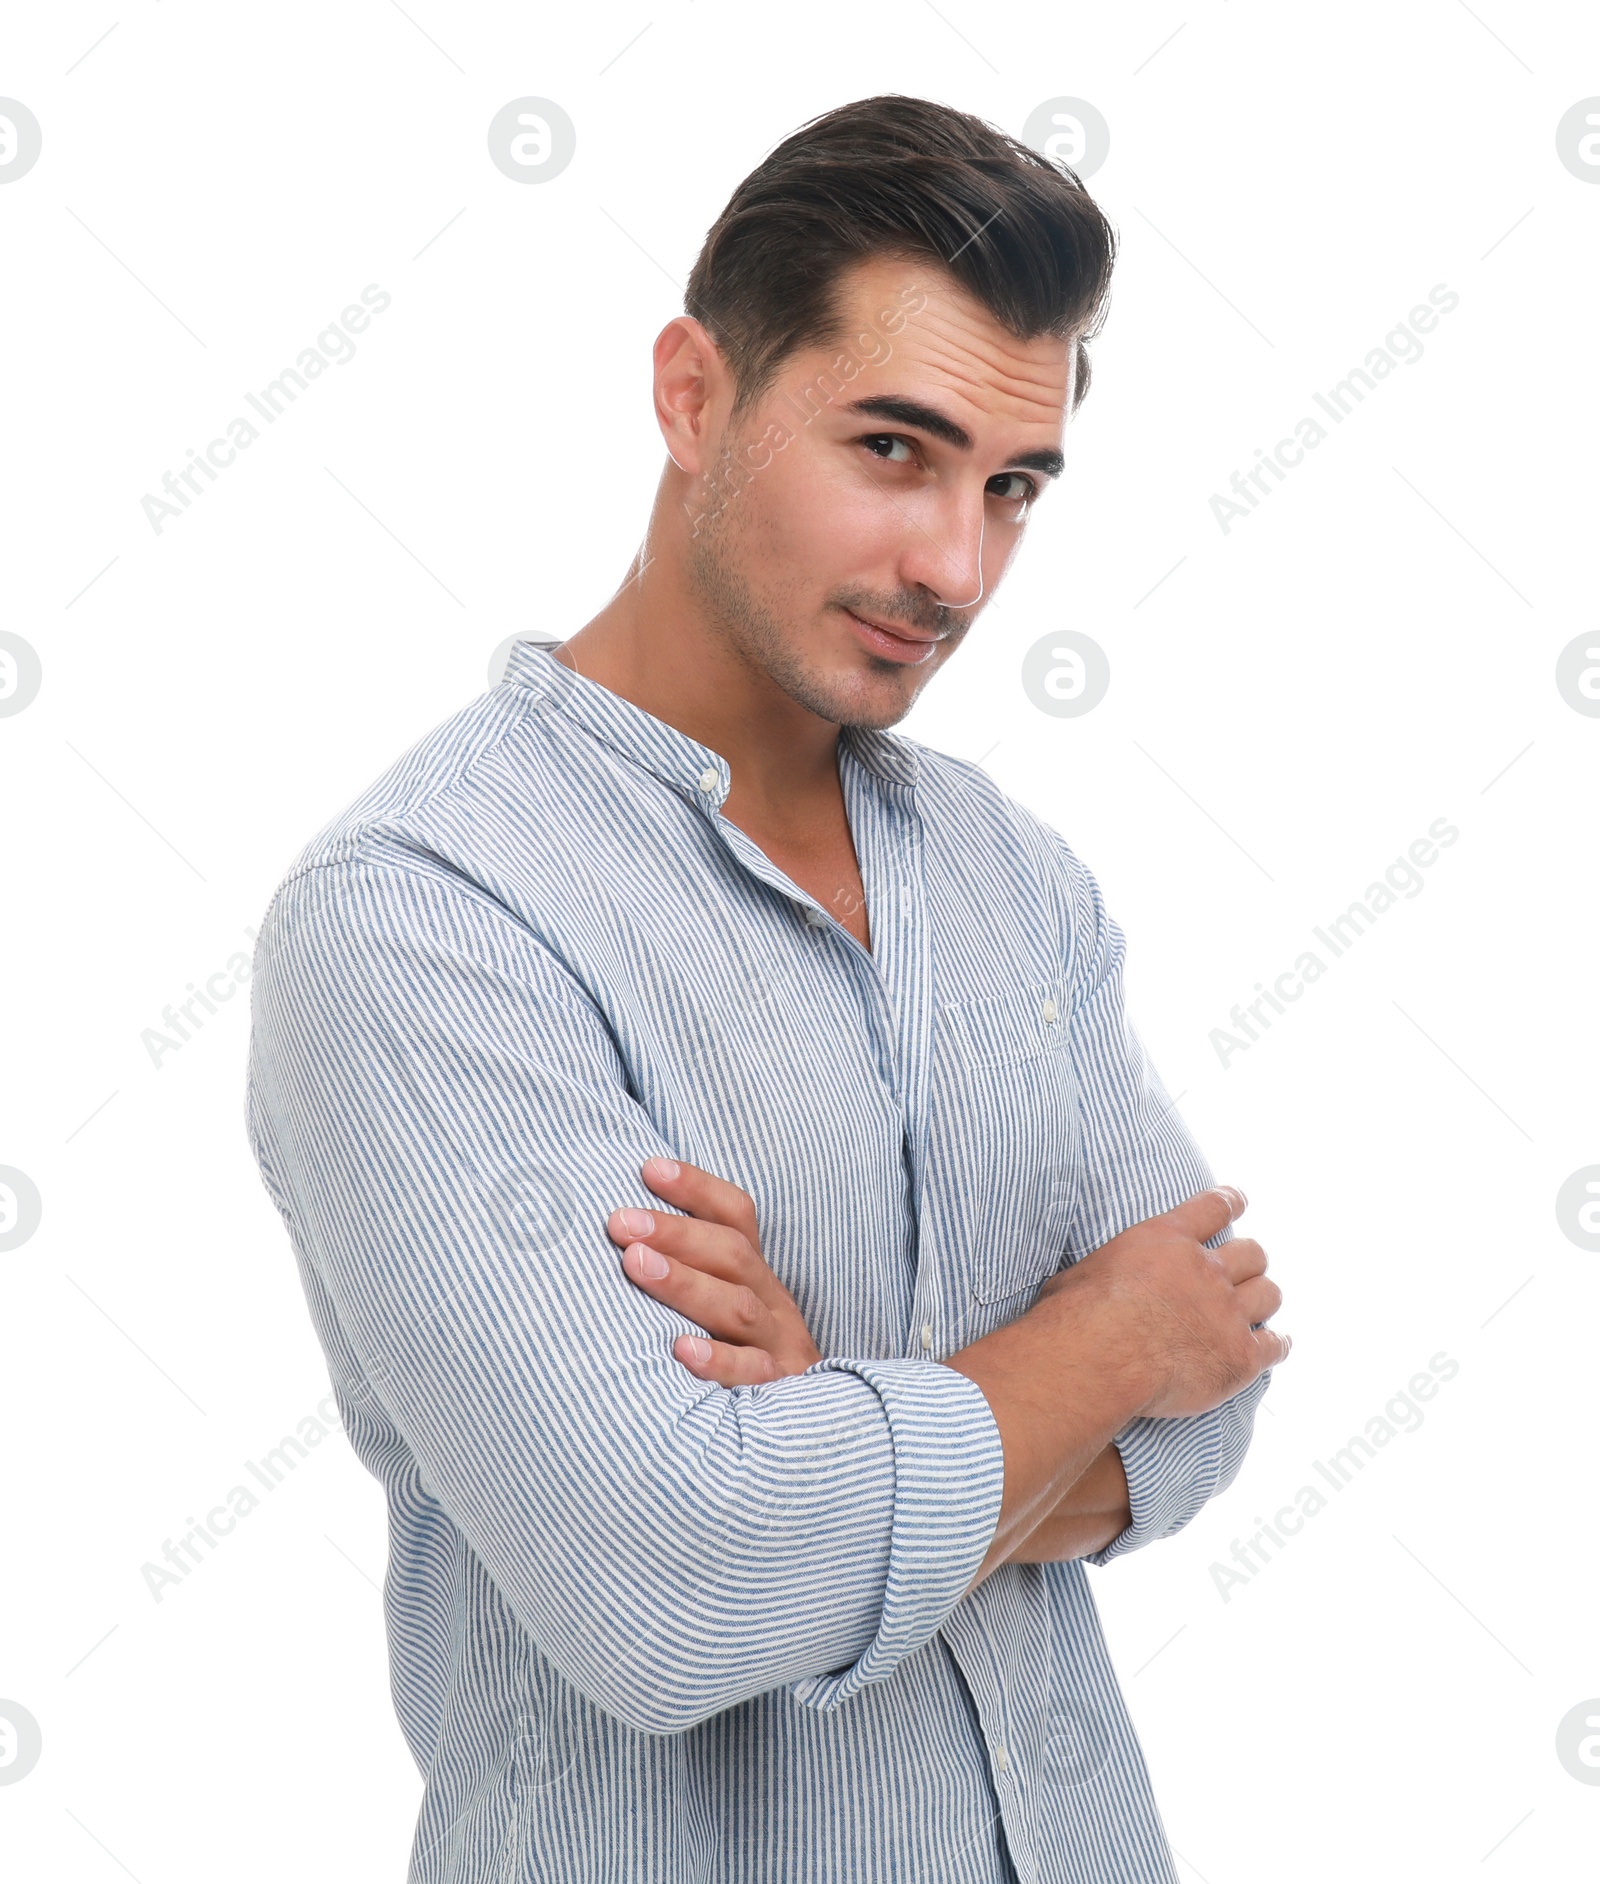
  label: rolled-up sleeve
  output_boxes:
[247,856,1003,1734]
[787,1356,1004,1710]
[1052,841,1272,1568]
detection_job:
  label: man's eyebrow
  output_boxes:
[840,394,1065,480]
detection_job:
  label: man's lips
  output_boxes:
[843,608,943,645]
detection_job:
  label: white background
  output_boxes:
[2,3,1596,1878]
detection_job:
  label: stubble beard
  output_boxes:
[683,502,920,733]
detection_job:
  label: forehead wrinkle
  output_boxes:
[887,303,1070,409]
[830,262,1073,426]
[888,331,1070,427]
[900,287,1070,368]
[837,266,1064,375]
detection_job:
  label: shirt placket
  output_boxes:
[690,743,945,1353]
[833,757,1037,1878]
[855,781,1034,1879]
[834,746,939,1361]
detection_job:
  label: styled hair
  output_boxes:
[684,94,1118,420]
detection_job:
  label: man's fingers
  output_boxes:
[1251,1324,1293,1367]
[640,1156,759,1241]
[621,1240,773,1346]
[608,1199,797,1313]
[1233,1272,1282,1326]
[1163,1184,1248,1245]
[607,1206,750,1284]
[1215,1236,1267,1284]
[673,1333,781,1387]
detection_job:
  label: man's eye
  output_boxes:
[860,433,917,466]
[988,472,1039,505]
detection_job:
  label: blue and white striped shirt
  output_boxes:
[244,636,1268,1882]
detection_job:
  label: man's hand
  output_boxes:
[989,1189,1286,1567]
[606,1158,822,1384]
[947,1183,1288,1589]
[1038,1184,1288,1421]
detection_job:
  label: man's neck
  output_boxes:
[553,573,846,841]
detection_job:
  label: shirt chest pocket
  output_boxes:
[931,976,1083,1312]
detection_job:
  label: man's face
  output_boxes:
[681,252,1076,730]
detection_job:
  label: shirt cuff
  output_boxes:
[1084,1370,1272,1568]
[787,1357,1004,1713]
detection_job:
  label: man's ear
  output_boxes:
[653,314,728,478]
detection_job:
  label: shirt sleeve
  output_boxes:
[1054,840,1272,1568]
[246,855,1004,1733]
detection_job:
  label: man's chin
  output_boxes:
[801,658,926,732]
[744,617,942,730]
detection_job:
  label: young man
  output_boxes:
[246,94,1288,1882]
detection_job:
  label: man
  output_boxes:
[246,94,1288,1882]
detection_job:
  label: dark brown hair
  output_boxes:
[685,94,1118,420]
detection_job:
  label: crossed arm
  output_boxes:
[604,1154,1134,1568]
[253,856,1272,1728]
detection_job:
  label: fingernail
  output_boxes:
[630,1243,669,1280]
[643,1158,681,1182]
[682,1336,711,1366]
[617,1208,654,1236]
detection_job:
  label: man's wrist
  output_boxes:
[943,1279,1152,1590]
[1018,1267,1159,1426]
[1000,1442,1131,1565]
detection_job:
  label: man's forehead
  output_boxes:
[827,254,1074,429]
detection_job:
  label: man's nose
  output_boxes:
[900,488,987,611]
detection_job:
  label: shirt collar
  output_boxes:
[502,638,922,804]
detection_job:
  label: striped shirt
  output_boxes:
[244,636,1268,1882]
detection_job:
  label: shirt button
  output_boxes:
[804,907,828,928]
[994,1742,1010,1772]
[697,767,719,793]
[1041,998,1059,1023]
[920,1322,934,1349]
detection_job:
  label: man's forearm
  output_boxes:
[1000,1441,1130,1564]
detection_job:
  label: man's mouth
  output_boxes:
[841,607,945,663]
